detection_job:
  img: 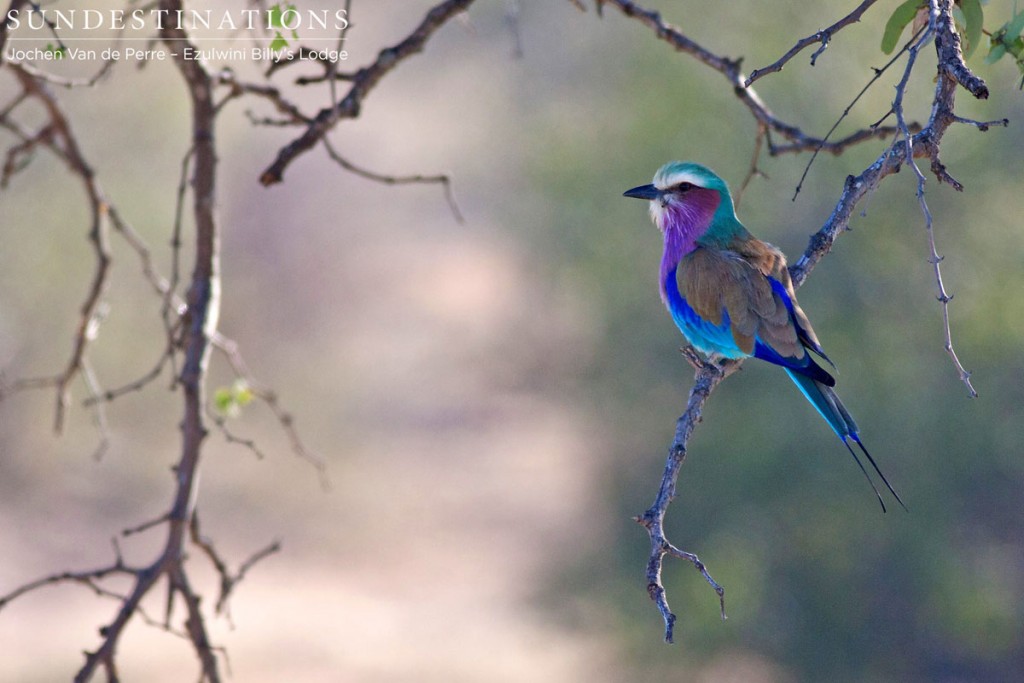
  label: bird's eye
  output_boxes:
[676,182,693,192]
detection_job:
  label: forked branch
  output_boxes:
[259,0,475,185]
[635,355,739,642]
[745,0,882,85]
[604,0,902,157]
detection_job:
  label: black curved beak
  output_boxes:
[623,184,661,200]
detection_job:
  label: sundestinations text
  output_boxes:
[4,8,350,32]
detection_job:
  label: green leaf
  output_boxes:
[985,42,1007,64]
[44,42,65,59]
[882,0,923,54]
[959,0,983,58]
[1006,9,1024,39]
[268,3,297,29]
[269,32,289,51]
[214,381,254,417]
[214,387,235,414]
[268,3,283,28]
[267,3,299,48]
[233,380,254,407]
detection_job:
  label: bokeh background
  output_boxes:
[1,1,1023,680]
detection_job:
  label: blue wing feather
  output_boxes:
[663,266,746,358]
[766,276,833,367]
[663,266,835,388]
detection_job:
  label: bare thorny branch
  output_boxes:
[321,137,465,224]
[189,513,282,622]
[597,0,1001,641]
[257,0,476,187]
[210,0,469,221]
[39,0,231,675]
[0,0,476,678]
[2,65,112,441]
[604,0,908,159]
[790,24,928,201]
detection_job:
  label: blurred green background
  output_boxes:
[1,1,1022,681]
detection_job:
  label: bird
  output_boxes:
[623,161,905,512]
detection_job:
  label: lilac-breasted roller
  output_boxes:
[624,161,904,512]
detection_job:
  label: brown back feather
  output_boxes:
[678,239,816,358]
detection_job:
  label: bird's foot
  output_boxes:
[681,347,742,378]
[680,345,709,371]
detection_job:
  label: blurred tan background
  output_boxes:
[1,1,1023,681]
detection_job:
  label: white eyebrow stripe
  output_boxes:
[654,169,706,190]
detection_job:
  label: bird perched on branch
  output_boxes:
[624,161,904,512]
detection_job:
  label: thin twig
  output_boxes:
[207,406,269,460]
[0,558,136,611]
[0,120,51,187]
[745,0,881,85]
[8,66,112,436]
[889,1,977,397]
[322,137,464,224]
[0,0,31,61]
[163,144,194,386]
[792,25,927,201]
[12,54,117,89]
[328,0,354,105]
[211,332,330,489]
[214,72,310,124]
[951,115,1009,130]
[735,123,768,209]
[122,513,171,537]
[80,358,111,460]
[190,513,281,620]
[82,347,174,406]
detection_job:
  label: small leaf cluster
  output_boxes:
[985,9,1024,86]
[882,0,983,56]
[214,380,254,418]
[44,42,66,59]
[882,0,1024,86]
[268,2,300,52]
